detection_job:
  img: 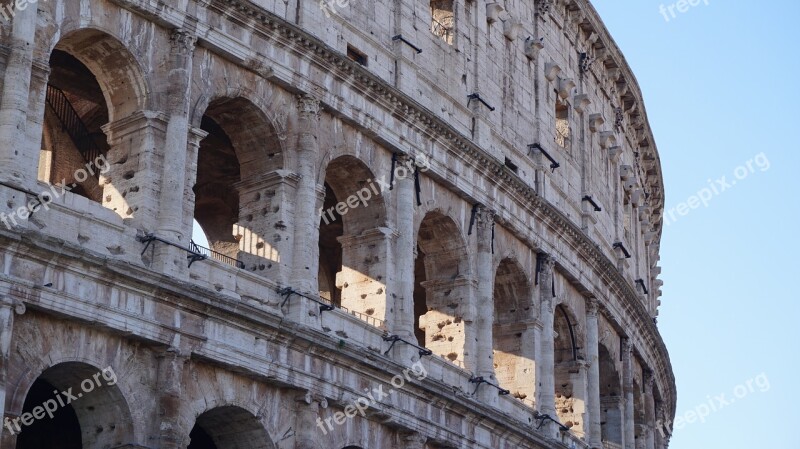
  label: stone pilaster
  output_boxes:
[154,349,190,449]
[156,29,196,242]
[644,371,656,449]
[391,154,416,345]
[296,391,327,449]
[0,4,38,188]
[338,227,394,324]
[475,205,497,404]
[585,298,602,448]
[537,254,557,418]
[233,170,300,284]
[287,95,322,325]
[101,111,169,231]
[622,338,635,449]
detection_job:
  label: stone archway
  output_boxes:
[414,211,471,363]
[192,97,285,271]
[599,344,624,446]
[187,406,274,449]
[492,257,534,399]
[12,362,133,449]
[39,28,148,216]
[554,304,586,431]
[318,155,387,319]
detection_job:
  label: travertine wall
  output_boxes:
[0,0,675,448]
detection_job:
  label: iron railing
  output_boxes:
[189,240,246,269]
[45,84,104,169]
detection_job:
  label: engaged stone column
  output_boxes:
[391,154,416,344]
[0,4,38,188]
[644,371,656,449]
[475,206,497,404]
[537,254,556,418]
[296,392,327,449]
[156,29,196,242]
[287,95,322,324]
[155,349,190,449]
[585,298,602,448]
[0,295,24,440]
[623,338,635,449]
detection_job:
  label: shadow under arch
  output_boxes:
[599,343,624,446]
[192,96,286,270]
[187,406,275,449]
[318,155,387,315]
[49,27,149,122]
[13,361,133,449]
[492,257,534,398]
[414,210,471,363]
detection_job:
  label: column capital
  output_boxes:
[476,204,496,228]
[586,297,599,317]
[169,29,197,56]
[622,337,633,355]
[296,94,321,119]
[538,253,556,276]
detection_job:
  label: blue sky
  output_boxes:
[591,1,800,447]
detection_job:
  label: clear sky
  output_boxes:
[590,1,800,447]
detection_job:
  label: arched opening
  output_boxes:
[39,50,109,203]
[318,156,386,315]
[492,258,534,398]
[319,182,343,305]
[14,362,132,449]
[599,344,624,446]
[430,0,455,44]
[187,406,274,449]
[193,97,284,270]
[38,28,147,220]
[554,304,584,430]
[414,212,470,362]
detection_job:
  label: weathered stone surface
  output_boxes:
[0,0,675,448]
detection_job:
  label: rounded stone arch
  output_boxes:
[187,405,276,449]
[318,155,388,310]
[8,361,135,449]
[41,26,150,121]
[598,342,624,446]
[191,93,288,269]
[35,25,151,215]
[192,94,286,178]
[413,209,472,360]
[492,256,534,397]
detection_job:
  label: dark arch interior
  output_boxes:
[319,182,343,306]
[186,406,273,449]
[15,378,82,449]
[194,113,241,259]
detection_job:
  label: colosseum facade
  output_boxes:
[0,0,675,448]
